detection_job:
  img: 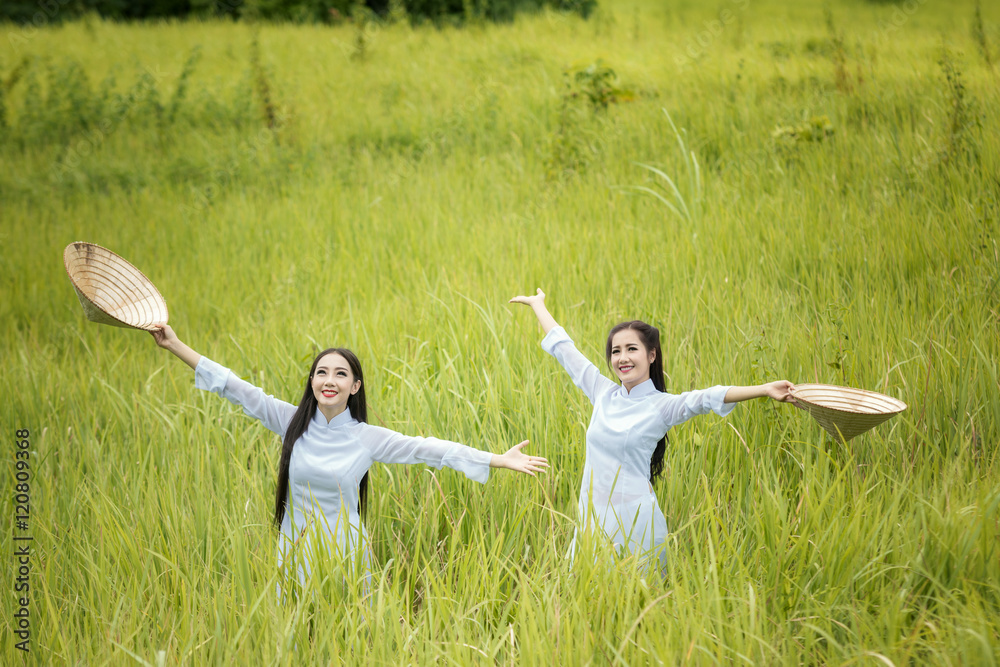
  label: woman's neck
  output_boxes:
[622,375,650,393]
[317,403,348,423]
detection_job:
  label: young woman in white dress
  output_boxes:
[509,289,795,573]
[150,323,548,594]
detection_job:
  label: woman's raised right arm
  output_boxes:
[510,289,616,404]
[509,288,558,334]
[150,323,202,369]
[150,323,296,436]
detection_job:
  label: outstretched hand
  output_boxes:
[509,289,558,334]
[509,288,546,308]
[492,440,549,476]
[149,322,179,350]
[763,380,797,403]
[148,322,202,370]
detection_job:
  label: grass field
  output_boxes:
[2,0,999,663]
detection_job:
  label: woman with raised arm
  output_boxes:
[150,323,547,594]
[509,289,795,573]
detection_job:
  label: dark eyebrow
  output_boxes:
[316,363,351,374]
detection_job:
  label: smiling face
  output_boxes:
[310,352,361,419]
[609,329,656,391]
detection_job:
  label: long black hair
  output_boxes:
[605,320,669,484]
[273,347,369,528]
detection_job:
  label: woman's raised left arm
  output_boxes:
[660,381,797,428]
[362,426,548,482]
[724,381,796,403]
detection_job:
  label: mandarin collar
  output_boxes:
[311,406,356,428]
[622,378,658,399]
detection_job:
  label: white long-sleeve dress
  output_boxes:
[194,357,493,592]
[541,326,736,571]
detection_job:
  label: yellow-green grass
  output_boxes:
[2,0,998,663]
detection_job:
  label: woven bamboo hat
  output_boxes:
[791,383,907,443]
[63,242,168,331]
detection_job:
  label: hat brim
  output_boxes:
[791,383,907,443]
[64,242,168,331]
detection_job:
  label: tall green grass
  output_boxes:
[2,0,998,663]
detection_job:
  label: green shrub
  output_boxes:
[0,0,595,24]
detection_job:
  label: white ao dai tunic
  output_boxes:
[194,357,493,591]
[541,326,735,571]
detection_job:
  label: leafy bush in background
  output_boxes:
[0,0,594,24]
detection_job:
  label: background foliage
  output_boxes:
[0,0,596,25]
[2,0,998,663]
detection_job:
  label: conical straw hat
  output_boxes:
[63,242,168,331]
[791,383,907,443]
